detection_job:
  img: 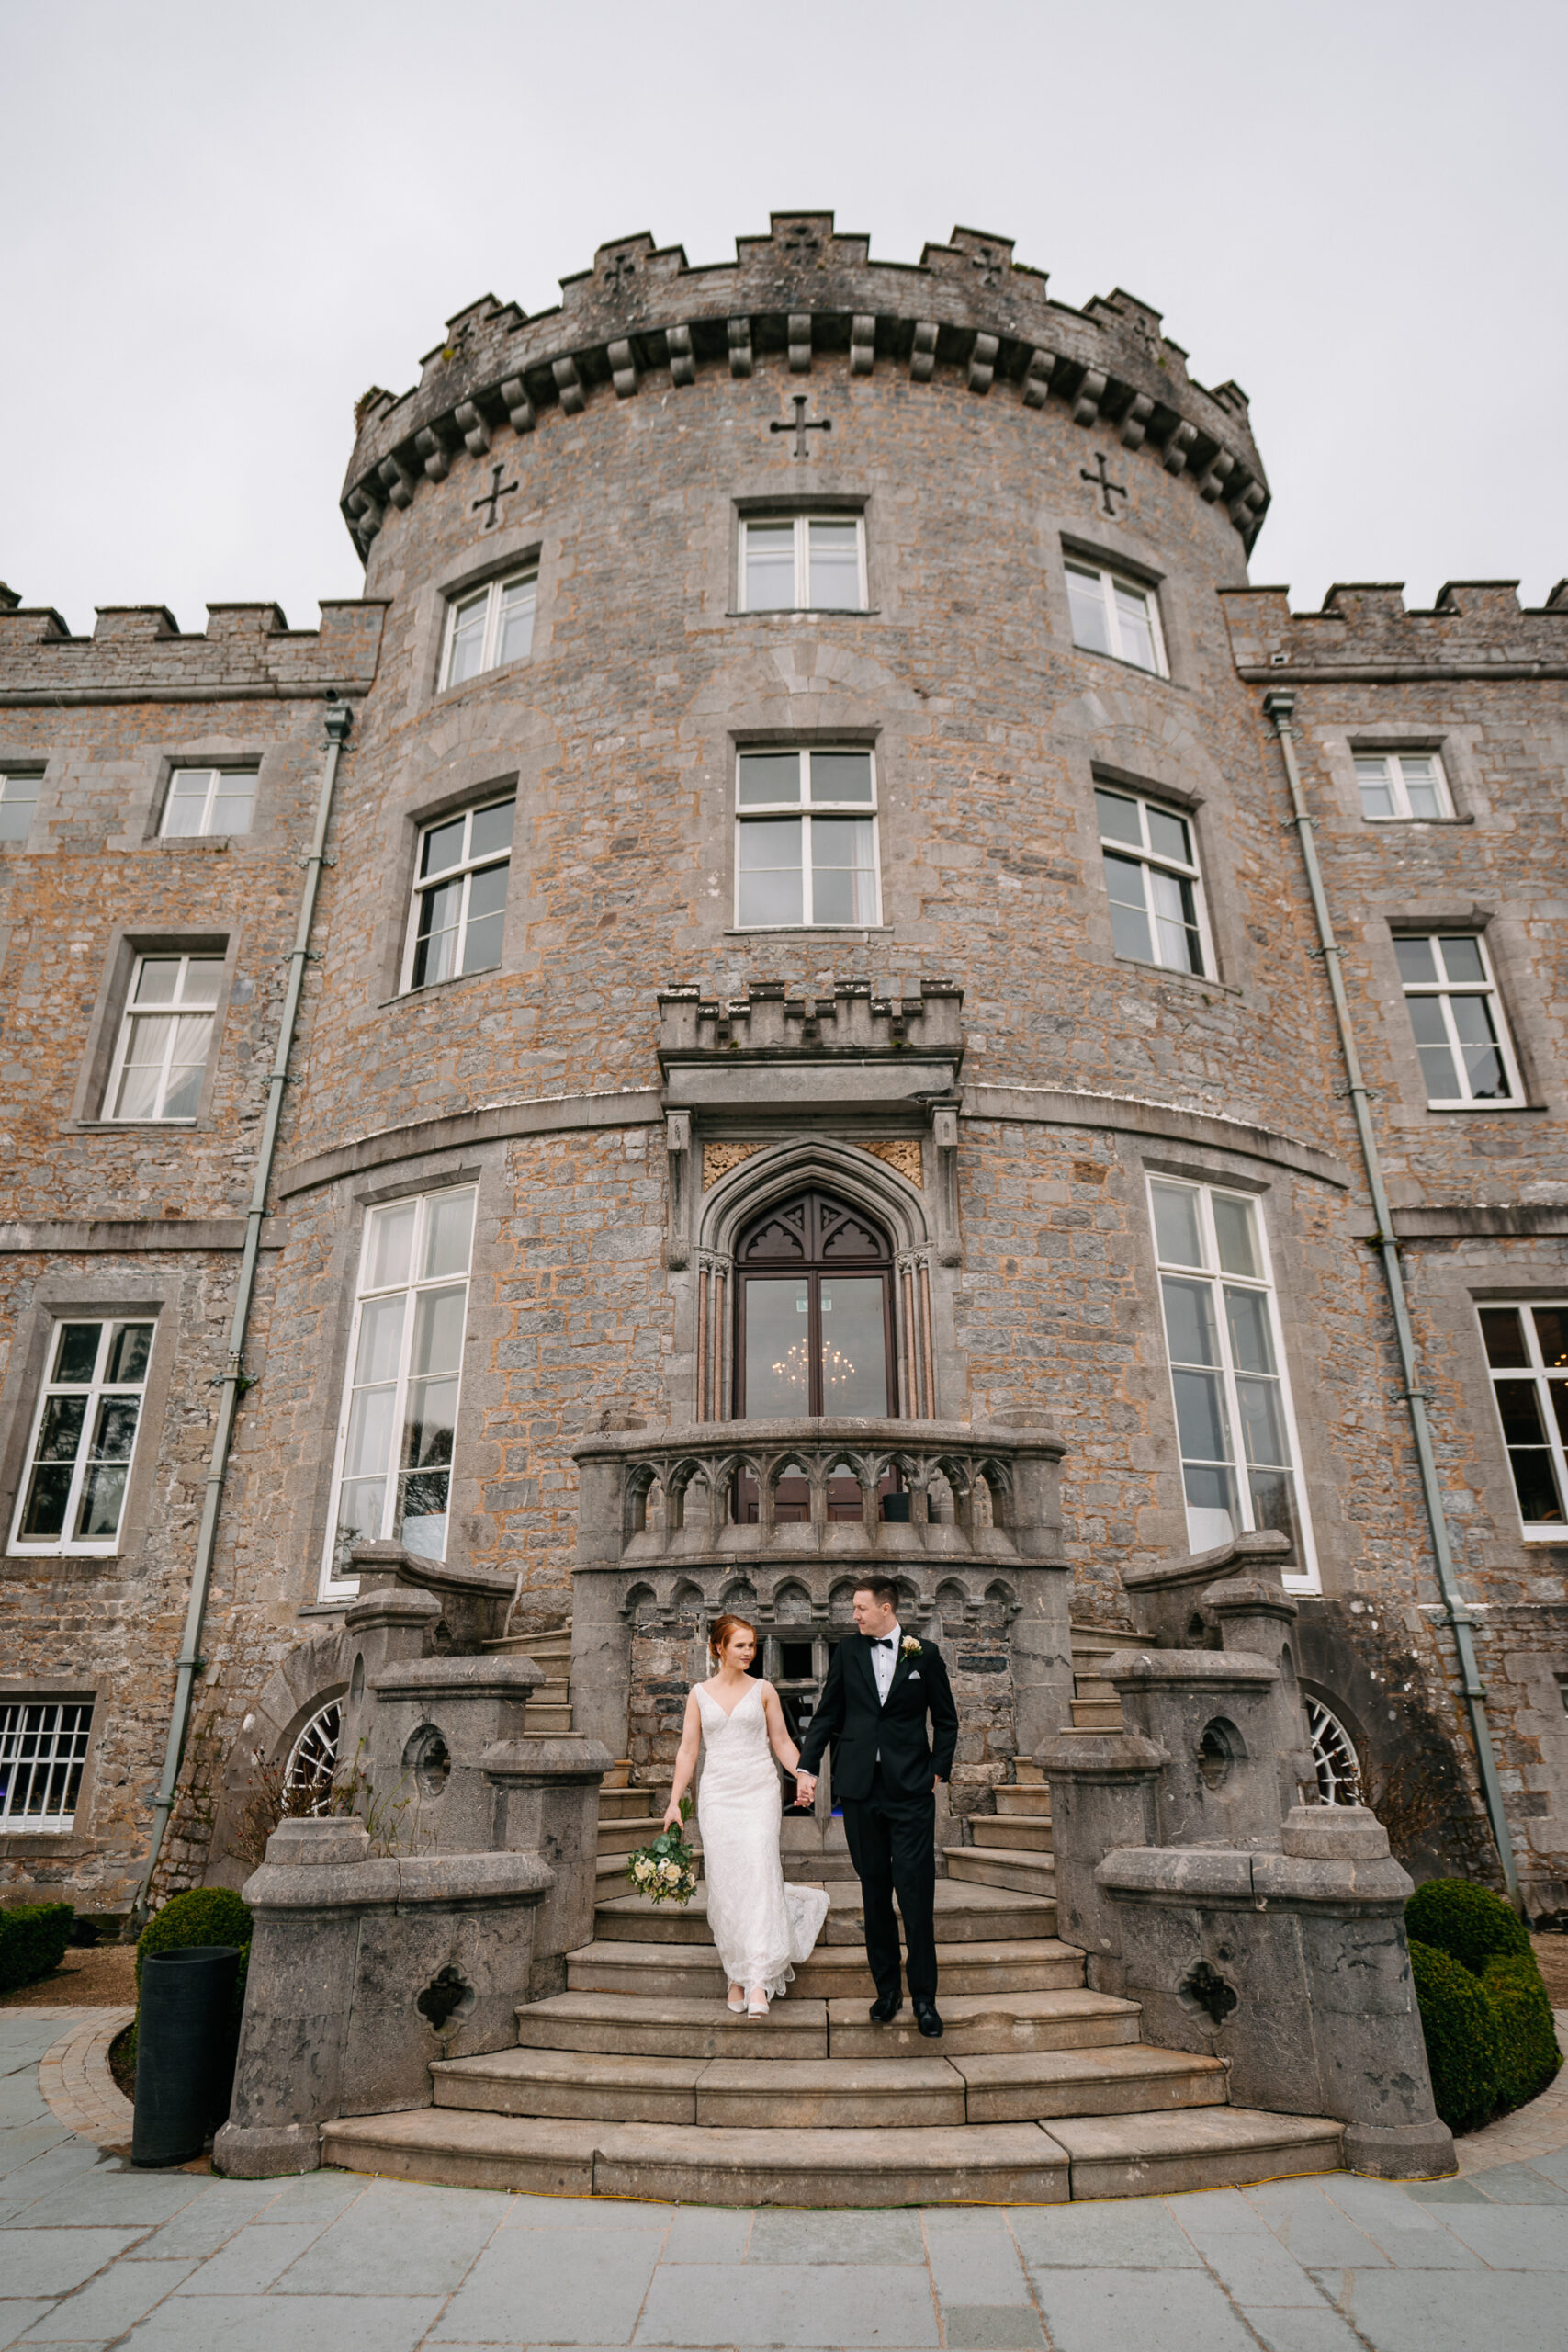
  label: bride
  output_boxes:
[662,1614,831,2017]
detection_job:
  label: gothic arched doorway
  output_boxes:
[734,1188,897,1418]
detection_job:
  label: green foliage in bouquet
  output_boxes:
[626,1795,700,1905]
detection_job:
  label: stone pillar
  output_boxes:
[337,1542,443,1778]
[1205,1574,1317,1815]
[998,1429,1072,1765]
[570,1569,634,1762]
[1108,1648,1287,1850]
[483,1734,614,1994]
[366,1656,543,1855]
[1033,1731,1167,1994]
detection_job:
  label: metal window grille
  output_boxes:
[0,1702,94,1829]
[1305,1698,1362,1805]
[286,1700,343,1813]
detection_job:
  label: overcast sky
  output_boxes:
[4,0,1563,635]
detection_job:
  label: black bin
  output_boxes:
[131,1944,241,2167]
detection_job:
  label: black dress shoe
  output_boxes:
[868,1990,904,2023]
[913,1999,944,2038]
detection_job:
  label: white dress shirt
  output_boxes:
[870,1622,901,1707]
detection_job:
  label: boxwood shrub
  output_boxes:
[1483,1952,1562,2112]
[1408,1939,1502,2133]
[1406,1878,1532,1976]
[0,1902,75,1993]
[135,1886,253,1996]
[1406,1879,1562,2132]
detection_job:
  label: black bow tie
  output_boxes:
[872,1636,896,1650]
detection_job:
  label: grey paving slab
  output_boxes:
[1189,2233,1331,2308]
[17,2255,197,2341]
[0,2091,51,2132]
[172,2223,328,2296]
[1030,2267,1263,2352]
[432,2225,665,2345]
[1241,2181,1390,2268]
[1237,2310,1370,2352]
[245,2172,367,2224]
[660,2210,751,2264]
[12,2173,203,2231]
[921,2225,1030,2305]
[277,2181,504,2296]
[938,2306,1046,2350]
[1400,2177,1491,2204]
[1462,2159,1568,2203]
[1525,2144,1568,2187]
[0,2133,85,2192]
[745,2211,927,2266]
[0,2234,144,2301]
[1423,2203,1568,2268]
[635,2262,940,2348]
[1166,2185,1278,2244]
[0,2312,53,2352]
[1341,2268,1566,2352]
[118,2292,446,2352]
[128,2183,285,2258]
[1011,2200,1201,2268]
[498,2198,676,2231]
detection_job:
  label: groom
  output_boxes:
[795,1574,959,2038]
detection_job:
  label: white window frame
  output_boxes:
[400,797,515,993]
[159,766,259,838]
[10,1319,155,1556]
[1395,933,1523,1108]
[320,1186,477,1599]
[1095,786,1214,977]
[0,1700,95,1831]
[739,514,868,613]
[1066,560,1168,675]
[1478,1302,1568,1540]
[101,953,224,1124]
[439,571,537,689]
[732,746,882,930]
[1149,1175,1317,1587]
[0,768,43,845]
[1353,750,1453,822]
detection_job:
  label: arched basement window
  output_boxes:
[735,1189,896,1418]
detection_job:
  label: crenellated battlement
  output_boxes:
[340,213,1269,559]
[0,598,388,703]
[1222,578,1568,682]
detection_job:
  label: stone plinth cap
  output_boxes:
[1034,1733,1168,1781]
[1280,1802,1391,1860]
[263,1815,369,1868]
[394,1850,554,1904]
[1122,1529,1292,1599]
[371,1655,543,1700]
[1202,1575,1299,1622]
[1105,1648,1279,1690]
[344,1586,442,1634]
[482,1736,614,1786]
[1096,1846,1260,1898]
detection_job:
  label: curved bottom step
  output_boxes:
[321,2102,1342,2206]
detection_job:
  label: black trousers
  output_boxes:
[840,1768,938,2003]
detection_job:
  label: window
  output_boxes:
[324,1187,475,1587]
[103,955,224,1122]
[403,798,514,990]
[1479,1305,1568,1535]
[1096,786,1209,975]
[1066,562,1167,674]
[441,572,536,688]
[1151,1178,1313,1572]
[735,1189,894,1418]
[1394,934,1519,1106]
[0,769,42,844]
[161,767,257,837]
[1354,751,1452,822]
[735,748,878,928]
[11,1321,154,1554]
[741,516,865,612]
[0,1702,94,1830]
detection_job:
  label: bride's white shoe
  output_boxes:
[727,1986,746,2013]
[746,1987,770,2018]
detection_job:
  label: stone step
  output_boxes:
[1069,1697,1125,1730]
[566,1937,1085,2001]
[598,1790,659,1821]
[593,1880,1056,1949]
[321,2108,1073,2205]
[944,1849,1057,1899]
[597,1816,694,1855]
[434,2047,969,2128]
[995,1786,1053,1818]
[524,1705,574,1734]
[1073,1676,1118,1704]
[956,2044,1226,2123]
[966,1815,1053,1852]
[1045,2106,1344,2199]
[1012,1760,1046,1785]
[513,1984,1142,2062]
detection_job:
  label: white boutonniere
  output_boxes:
[900,1635,922,1657]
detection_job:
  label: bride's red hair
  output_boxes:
[708,1613,758,1663]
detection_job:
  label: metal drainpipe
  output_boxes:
[1263,687,1518,1901]
[131,696,353,1926]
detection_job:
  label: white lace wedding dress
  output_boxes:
[693,1681,831,1997]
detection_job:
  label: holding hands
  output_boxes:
[795,1770,818,1808]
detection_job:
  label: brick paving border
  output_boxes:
[32,2002,135,2147]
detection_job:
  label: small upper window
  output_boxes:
[1394,933,1520,1107]
[1095,787,1209,976]
[0,1701,95,1829]
[735,748,878,928]
[161,767,257,838]
[1066,562,1167,675]
[103,954,225,1123]
[741,517,865,613]
[441,573,536,688]
[1355,752,1452,822]
[0,769,43,845]
[403,798,514,990]
[1479,1305,1568,1536]
[11,1320,154,1554]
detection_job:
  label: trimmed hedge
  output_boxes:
[0,1902,75,1994]
[1406,1879,1562,2132]
[136,1887,253,1995]
[1406,1878,1532,1977]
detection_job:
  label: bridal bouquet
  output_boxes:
[626,1795,700,1905]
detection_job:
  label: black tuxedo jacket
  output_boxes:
[796,1631,959,1803]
